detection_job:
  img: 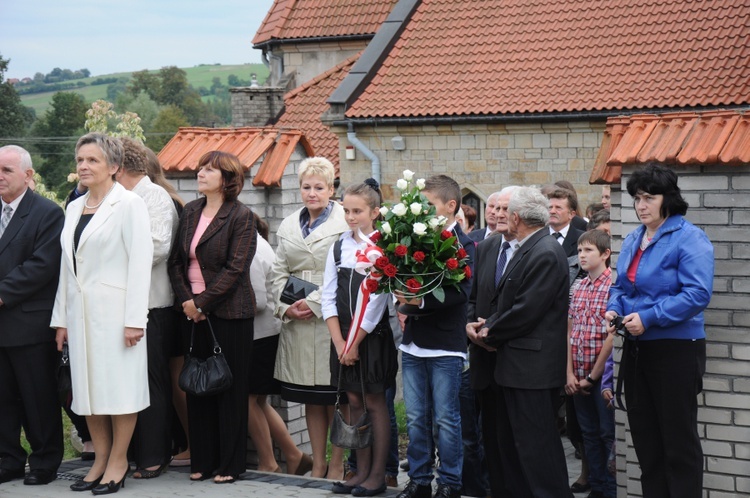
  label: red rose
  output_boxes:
[395,245,408,257]
[384,264,398,277]
[464,265,472,278]
[413,251,426,263]
[446,258,459,270]
[375,256,390,270]
[456,247,468,259]
[441,230,452,240]
[406,278,422,293]
[369,231,381,243]
[365,278,379,293]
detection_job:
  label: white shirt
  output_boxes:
[549,223,570,245]
[497,235,519,274]
[250,234,282,340]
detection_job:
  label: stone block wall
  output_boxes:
[230,87,286,127]
[612,165,750,497]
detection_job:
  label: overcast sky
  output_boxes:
[1,0,276,79]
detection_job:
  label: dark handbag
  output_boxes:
[178,317,233,396]
[57,342,72,404]
[280,275,319,305]
[330,362,373,450]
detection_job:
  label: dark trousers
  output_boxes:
[131,307,175,468]
[459,368,489,497]
[494,384,572,498]
[478,386,507,497]
[185,317,253,478]
[0,341,63,472]
[623,339,705,498]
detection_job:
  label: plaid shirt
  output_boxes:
[569,268,611,380]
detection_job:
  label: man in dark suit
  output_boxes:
[548,187,585,257]
[480,187,572,498]
[466,185,519,497]
[0,145,65,486]
[467,191,500,243]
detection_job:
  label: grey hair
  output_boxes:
[0,145,33,171]
[498,185,519,197]
[487,191,502,202]
[75,133,123,168]
[508,187,549,227]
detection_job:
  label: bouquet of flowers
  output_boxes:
[363,169,471,302]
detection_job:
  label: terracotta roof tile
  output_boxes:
[275,54,360,177]
[253,0,398,46]
[591,109,750,184]
[158,127,313,187]
[345,0,750,118]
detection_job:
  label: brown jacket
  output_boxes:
[168,198,256,320]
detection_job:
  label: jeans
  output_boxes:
[402,352,463,490]
[573,382,616,498]
[459,367,489,497]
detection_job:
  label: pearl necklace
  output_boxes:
[84,183,116,210]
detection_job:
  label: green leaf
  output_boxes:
[432,286,445,302]
[401,236,412,247]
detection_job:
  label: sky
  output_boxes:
[1,0,276,80]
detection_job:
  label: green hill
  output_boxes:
[20,64,269,114]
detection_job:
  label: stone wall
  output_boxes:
[280,40,368,89]
[230,87,286,128]
[611,165,750,497]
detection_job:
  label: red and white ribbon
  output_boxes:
[343,232,383,355]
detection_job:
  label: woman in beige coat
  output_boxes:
[271,157,347,479]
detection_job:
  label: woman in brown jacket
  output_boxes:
[168,151,256,484]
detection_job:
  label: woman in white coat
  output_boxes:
[271,157,348,479]
[52,133,153,495]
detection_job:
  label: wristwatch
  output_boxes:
[585,375,596,384]
[196,307,203,313]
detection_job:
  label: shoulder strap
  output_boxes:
[333,239,343,268]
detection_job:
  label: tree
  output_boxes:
[157,66,190,106]
[0,54,29,140]
[148,105,189,152]
[127,70,160,101]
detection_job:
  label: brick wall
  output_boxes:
[612,165,750,498]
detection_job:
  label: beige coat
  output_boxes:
[271,203,347,386]
[51,183,153,416]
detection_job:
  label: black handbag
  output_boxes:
[57,342,72,405]
[330,362,373,450]
[178,317,233,396]
[280,275,319,305]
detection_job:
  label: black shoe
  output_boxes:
[23,469,56,485]
[396,480,432,498]
[352,483,387,496]
[70,475,103,491]
[433,483,461,498]
[586,491,605,498]
[400,460,410,471]
[570,481,591,493]
[0,468,25,484]
[332,481,356,494]
[91,472,126,495]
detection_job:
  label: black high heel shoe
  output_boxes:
[91,472,127,495]
[69,475,103,492]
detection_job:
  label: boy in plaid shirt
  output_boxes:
[565,230,616,498]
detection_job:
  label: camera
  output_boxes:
[610,314,629,337]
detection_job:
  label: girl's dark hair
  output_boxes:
[626,163,688,217]
[343,178,382,210]
[255,215,269,241]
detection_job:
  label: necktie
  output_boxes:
[553,231,563,240]
[0,205,12,239]
[495,241,511,287]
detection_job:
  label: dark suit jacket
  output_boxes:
[467,227,488,243]
[571,215,588,232]
[0,189,64,347]
[168,198,256,320]
[484,227,569,390]
[560,225,585,258]
[401,225,475,353]
[467,234,505,390]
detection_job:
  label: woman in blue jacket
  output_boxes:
[606,164,714,498]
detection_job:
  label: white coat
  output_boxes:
[271,203,347,386]
[51,183,153,416]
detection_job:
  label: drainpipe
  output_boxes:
[347,123,380,185]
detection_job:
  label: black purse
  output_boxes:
[330,362,373,450]
[178,317,233,396]
[280,275,319,305]
[57,342,72,405]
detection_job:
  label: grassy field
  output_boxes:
[20,63,269,115]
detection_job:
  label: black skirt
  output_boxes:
[248,335,281,395]
[330,320,398,394]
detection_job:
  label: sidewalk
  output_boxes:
[1,438,581,497]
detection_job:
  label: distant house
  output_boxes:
[7,78,20,85]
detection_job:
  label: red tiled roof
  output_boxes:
[158,127,313,187]
[590,110,750,184]
[345,0,750,119]
[275,54,360,178]
[253,0,397,46]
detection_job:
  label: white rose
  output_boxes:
[410,202,422,215]
[416,178,426,189]
[381,222,392,235]
[403,169,415,181]
[380,206,389,217]
[413,222,427,236]
[392,203,407,216]
[437,215,448,226]
[428,217,441,229]
[396,179,408,190]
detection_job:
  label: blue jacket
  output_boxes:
[608,214,714,341]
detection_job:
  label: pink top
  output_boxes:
[188,214,213,294]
